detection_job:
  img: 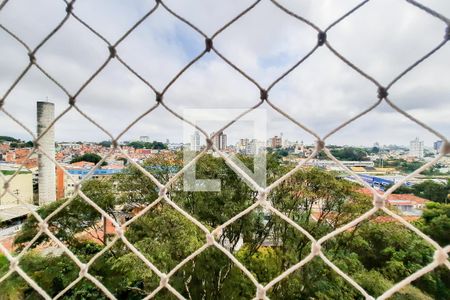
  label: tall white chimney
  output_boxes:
[37,101,56,205]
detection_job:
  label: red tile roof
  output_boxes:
[386,194,428,204]
[357,188,429,204]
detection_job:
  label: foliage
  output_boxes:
[70,152,107,166]
[2,139,33,148]
[0,170,32,175]
[98,140,112,148]
[128,141,167,150]
[14,180,117,250]
[0,135,33,148]
[370,146,380,154]
[2,154,449,299]
[412,180,449,203]
[318,147,369,161]
[0,136,19,142]
[376,158,448,175]
[388,184,415,194]
[418,202,450,246]
[0,245,111,299]
[387,180,450,203]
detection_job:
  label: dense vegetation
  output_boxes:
[0,136,19,142]
[1,154,448,299]
[127,141,168,150]
[70,153,107,166]
[376,158,449,175]
[0,136,33,148]
[98,141,112,148]
[318,147,370,161]
[388,179,450,203]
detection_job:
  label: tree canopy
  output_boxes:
[318,147,370,161]
[388,180,450,203]
[70,153,107,166]
[127,141,167,150]
[1,154,448,299]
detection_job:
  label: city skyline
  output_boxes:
[1,128,442,150]
[1,1,449,146]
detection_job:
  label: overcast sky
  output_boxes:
[0,0,449,147]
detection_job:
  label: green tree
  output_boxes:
[127,141,168,150]
[70,153,107,166]
[4,154,449,299]
[418,202,450,246]
[0,136,19,142]
[385,183,414,194]
[99,140,112,148]
[412,180,449,203]
[14,180,117,250]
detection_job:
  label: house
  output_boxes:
[385,194,428,216]
[358,188,428,216]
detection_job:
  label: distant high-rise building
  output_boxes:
[220,133,227,150]
[270,135,282,148]
[190,131,201,151]
[433,140,443,153]
[236,138,249,153]
[235,138,265,155]
[409,137,424,159]
[211,131,227,150]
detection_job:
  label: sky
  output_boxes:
[0,0,449,147]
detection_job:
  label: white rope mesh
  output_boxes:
[0,0,449,299]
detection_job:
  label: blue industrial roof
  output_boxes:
[67,169,122,176]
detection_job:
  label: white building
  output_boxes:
[235,139,265,155]
[211,131,227,150]
[409,137,424,159]
[190,131,201,151]
[0,171,33,205]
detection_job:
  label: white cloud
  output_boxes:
[0,0,449,147]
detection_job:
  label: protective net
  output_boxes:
[0,0,449,299]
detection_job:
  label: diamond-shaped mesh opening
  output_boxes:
[0,271,46,299]
[234,212,315,284]
[170,246,256,299]
[266,256,365,299]
[124,203,206,273]
[71,0,158,43]
[403,265,450,299]
[86,240,162,298]
[0,0,67,48]
[0,249,80,299]
[320,216,438,297]
[115,6,205,91]
[212,0,318,86]
[73,59,163,138]
[32,16,109,93]
[114,151,179,206]
[171,154,257,226]
[270,165,374,239]
[328,0,445,83]
[163,54,260,110]
[12,183,115,258]
[1,66,70,130]
[266,48,378,137]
